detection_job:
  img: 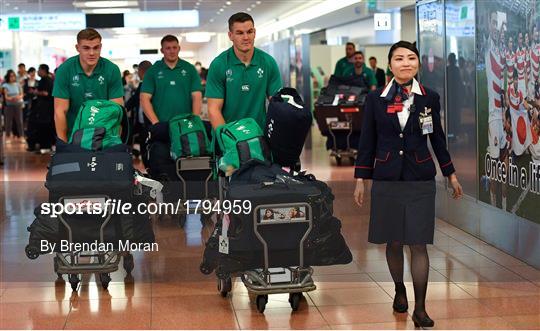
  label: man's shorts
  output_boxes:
[488,118,505,159]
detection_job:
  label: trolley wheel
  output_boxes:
[178,213,187,228]
[217,277,232,297]
[289,293,302,311]
[99,273,111,290]
[335,155,342,166]
[25,245,39,260]
[68,274,79,291]
[256,295,268,313]
[123,253,134,274]
[215,266,229,280]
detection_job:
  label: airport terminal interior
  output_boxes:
[1,0,540,330]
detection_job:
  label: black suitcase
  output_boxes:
[200,166,352,276]
[46,150,134,197]
[212,181,321,275]
[265,88,312,168]
[316,75,369,108]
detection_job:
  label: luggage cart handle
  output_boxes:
[253,203,313,270]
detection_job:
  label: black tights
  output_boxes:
[386,241,430,317]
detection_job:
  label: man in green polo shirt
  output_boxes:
[53,28,123,141]
[334,42,356,77]
[205,12,282,129]
[140,34,202,128]
[351,51,377,90]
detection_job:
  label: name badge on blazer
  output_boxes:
[419,107,433,135]
[387,103,403,113]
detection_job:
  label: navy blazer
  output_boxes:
[354,81,455,180]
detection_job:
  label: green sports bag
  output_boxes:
[68,100,126,150]
[169,114,210,159]
[215,118,271,172]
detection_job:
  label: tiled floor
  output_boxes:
[1,133,540,330]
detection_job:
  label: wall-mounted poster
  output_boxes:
[477,0,540,223]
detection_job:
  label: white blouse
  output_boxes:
[397,93,414,130]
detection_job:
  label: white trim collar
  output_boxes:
[380,78,424,98]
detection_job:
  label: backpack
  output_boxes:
[168,114,210,159]
[215,118,271,173]
[265,87,312,168]
[68,100,126,151]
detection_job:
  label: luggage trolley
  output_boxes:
[52,195,133,291]
[212,170,316,313]
[241,202,316,313]
[314,105,363,165]
[174,156,215,227]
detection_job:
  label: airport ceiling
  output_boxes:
[0,0,311,34]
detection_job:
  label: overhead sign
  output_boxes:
[1,13,85,31]
[124,10,199,28]
[374,13,391,31]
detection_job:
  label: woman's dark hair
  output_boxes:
[263,209,274,219]
[28,67,36,74]
[388,40,420,64]
[4,69,16,83]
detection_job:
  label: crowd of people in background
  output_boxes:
[0,57,210,167]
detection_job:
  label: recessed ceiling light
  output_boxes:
[13,6,18,9]
[111,27,141,34]
[256,0,261,4]
[195,1,200,4]
[220,8,224,11]
[73,1,138,8]
[5,3,10,6]
[216,11,221,14]
[226,1,231,5]
[209,18,214,22]
[246,7,251,11]
[185,32,215,43]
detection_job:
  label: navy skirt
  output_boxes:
[369,180,436,245]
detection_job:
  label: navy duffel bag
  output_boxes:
[265,88,312,168]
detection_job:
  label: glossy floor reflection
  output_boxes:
[1,131,539,330]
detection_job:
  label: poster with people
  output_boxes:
[259,206,307,223]
[477,0,540,222]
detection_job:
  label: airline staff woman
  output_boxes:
[353,41,463,328]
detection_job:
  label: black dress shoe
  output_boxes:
[392,283,408,313]
[412,311,434,328]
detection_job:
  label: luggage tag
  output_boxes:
[219,213,231,254]
[419,107,433,135]
[332,94,340,106]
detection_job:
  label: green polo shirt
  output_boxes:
[52,55,123,134]
[350,64,378,87]
[205,47,282,129]
[334,56,354,77]
[141,58,202,122]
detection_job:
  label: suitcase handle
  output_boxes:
[258,181,290,190]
